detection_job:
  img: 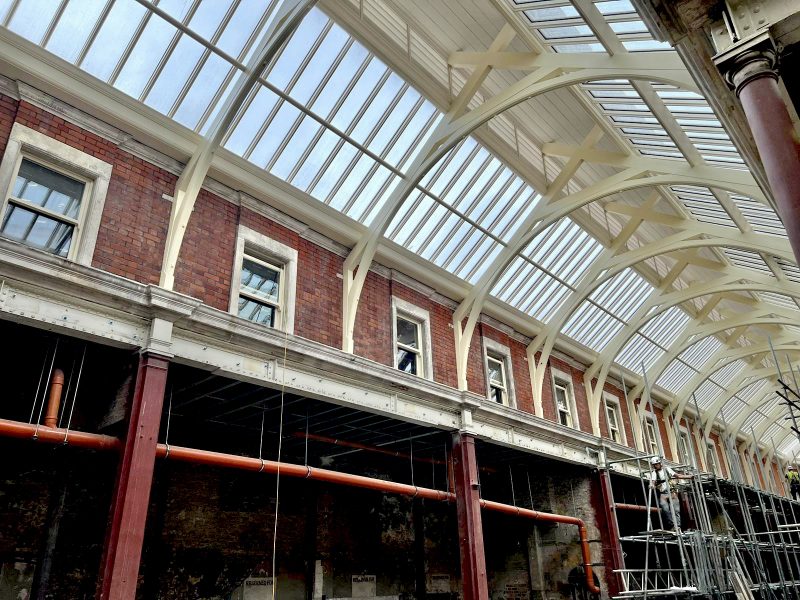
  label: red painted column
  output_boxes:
[98,353,169,600]
[451,432,488,600]
[727,49,800,267]
[597,469,623,596]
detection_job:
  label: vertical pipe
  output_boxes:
[451,432,488,600]
[43,368,64,428]
[98,353,169,600]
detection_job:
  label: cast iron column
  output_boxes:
[598,468,624,596]
[98,353,169,600]
[725,48,800,267]
[452,432,488,600]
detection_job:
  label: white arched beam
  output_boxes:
[720,382,776,442]
[673,338,800,424]
[452,170,770,402]
[340,62,713,352]
[527,230,793,433]
[160,0,316,289]
[705,372,778,435]
[585,278,800,426]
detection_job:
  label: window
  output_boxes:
[555,382,572,427]
[396,315,422,375]
[679,431,696,467]
[643,416,661,457]
[483,338,515,408]
[706,442,719,474]
[0,123,111,264]
[391,297,433,380]
[552,368,578,428]
[487,356,507,404]
[238,255,283,327]
[230,226,297,333]
[604,394,624,444]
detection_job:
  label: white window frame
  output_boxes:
[706,442,719,475]
[642,413,663,458]
[551,368,579,429]
[678,428,696,468]
[482,337,516,408]
[391,297,433,380]
[603,393,626,445]
[229,226,297,333]
[0,123,112,265]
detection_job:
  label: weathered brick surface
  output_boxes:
[354,271,392,365]
[173,189,238,310]
[13,99,174,284]
[240,208,343,347]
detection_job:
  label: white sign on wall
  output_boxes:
[242,576,274,600]
[352,574,376,598]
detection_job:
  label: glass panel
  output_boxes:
[240,258,281,303]
[115,16,178,99]
[524,7,579,22]
[490,386,504,404]
[7,0,61,44]
[396,316,419,349]
[13,159,84,219]
[145,34,206,114]
[396,348,418,375]
[539,25,594,39]
[46,0,107,63]
[81,0,149,82]
[237,296,275,326]
[487,357,504,385]
[1,203,73,256]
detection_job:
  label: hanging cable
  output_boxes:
[164,386,173,459]
[58,358,77,428]
[33,339,59,439]
[62,345,86,444]
[29,342,53,425]
[271,326,290,600]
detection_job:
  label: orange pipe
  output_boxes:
[44,369,65,428]
[479,499,600,594]
[0,418,121,451]
[0,419,600,593]
[614,503,658,513]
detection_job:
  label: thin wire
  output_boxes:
[509,465,516,508]
[304,408,309,466]
[58,358,77,428]
[63,345,86,443]
[164,386,173,458]
[259,406,265,472]
[29,342,52,424]
[410,440,415,487]
[271,327,290,600]
[34,339,59,438]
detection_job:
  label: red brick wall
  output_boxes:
[481,325,534,414]
[13,100,174,284]
[240,208,342,348]
[174,189,238,310]
[0,94,17,156]
[353,271,392,366]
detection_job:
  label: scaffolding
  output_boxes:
[601,367,800,600]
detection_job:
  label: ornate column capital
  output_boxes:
[726,48,778,96]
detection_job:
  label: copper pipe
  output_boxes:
[44,369,65,428]
[0,418,600,593]
[614,503,658,513]
[479,499,600,594]
[0,418,121,451]
[155,443,455,502]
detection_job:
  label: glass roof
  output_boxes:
[2,0,799,455]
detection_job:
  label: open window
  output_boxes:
[391,297,432,380]
[0,123,111,265]
[551,368,578,429]
[603,393,625,444]
[230,226,297,333]
[483,338,515,408]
